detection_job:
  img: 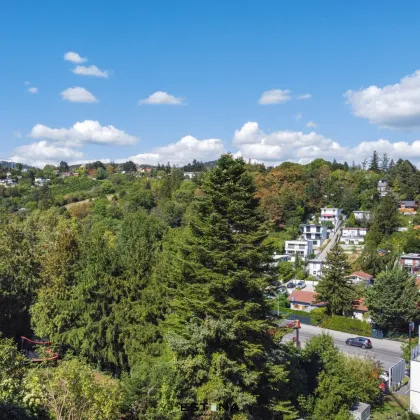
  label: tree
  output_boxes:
[163,154,296,417]
[380,153,389,172]
[366,268,420,331]
[369,151,380,172]
[371,194,399,237]
[315,244,355,315]
[121,161,137,173]
[59,161,69,172]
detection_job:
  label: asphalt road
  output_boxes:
[317,217,345,261]
[284,324,404,370]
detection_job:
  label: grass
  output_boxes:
[372,394,411,419]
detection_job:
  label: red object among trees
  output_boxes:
[20,336,59,362]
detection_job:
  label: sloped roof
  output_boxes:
[349,271,373,280]
[288,290,319,305]
[352,299,368,312]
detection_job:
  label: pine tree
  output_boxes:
[380,153,389,172]
[389,159,395,170]
[369,150,380,172]
[164,154,296,417]
[315,244,355,315]
[343,161,349,171]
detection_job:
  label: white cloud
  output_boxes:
[60,87,97,103]
[64,51,87,64]
[232,121,420,166]
[345,70,420,129]
[72,65,108,78]
[30,120,138,147]
[258,89,292,105]
[10,141,84,168]
[128,135,224,166]
[139,91,185,105]
[297,93,312,100]
[306,121,317,128]
[295,113,302,120]
[28,87,38,94]
[24,81,31,85]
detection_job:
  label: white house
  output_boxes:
[353,210,371,221]
[300,224,328,247]
[184,172,200,179]
[307,259,323,278]
[284,240,313,262]
[271,254,290,267]
[34,177,50,186]
[378,179,389,197]
[319,208,342,226]
[347,271,374,285]
[340,227,368,245]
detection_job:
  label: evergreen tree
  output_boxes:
[315,244,355,315]
[164,154,296,418]
[389,159,395,170]
[59,161,69,172]
[371,194,399,236]
[343,161,349,171]
[362,158,368,171]
[369,150,380,172]
[380,153,389,172]
[366,268,420,331]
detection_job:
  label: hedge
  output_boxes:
[320,315,371,337]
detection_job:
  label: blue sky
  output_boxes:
[3,1,420,167]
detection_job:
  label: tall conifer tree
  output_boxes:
[165,154,296,418]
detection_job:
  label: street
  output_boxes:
[284,324,404,370]
[316,216,346,261]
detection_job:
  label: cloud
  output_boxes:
[232,121,420,166]
[295,113,302,120]
[306,121,317,128]
[345,70,420,129]
[24,81,31,85]
[64,51,88,64]
[30,120,138,147]
[297,93,312,100]
[139,91,185,105]
[72,65,108,78]
[258,89,292,105]
[27,87,38,94]
[60,87,97,103]
[10,141,84,168]
[127,135,224,166]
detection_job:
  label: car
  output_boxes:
[296,280,306,289]
[345,337,372,349]
[286,282,295,289]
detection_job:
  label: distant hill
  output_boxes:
[0,160,32,169]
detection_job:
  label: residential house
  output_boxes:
[340,227,368,245]
[300,224,328,247]
[61,172,73,178]
[399,201,418,215]
[139,167,152,174]
[347,271,374,285]
[184,171,200,179]
[319,208,342,227]
[288,290,326,312]
[284,240,313,262]
[34,177,50,186]
[378,179,389,197]
[353,210,371,221]
[270,254,290,267]
[400,253,420,274]
[307,259,323,278]
[352,299,370,322]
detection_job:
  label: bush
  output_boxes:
[321,315,371,336]
[310,308,328,326]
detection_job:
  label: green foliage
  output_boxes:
[315,244,356,316]
[320,315,371,336]
[366,268,420,331]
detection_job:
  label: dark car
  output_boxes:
[296,280,306,289]
[345,337,372,349]
[286,282,295,289]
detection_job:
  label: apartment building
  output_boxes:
[300,224,328,247]
[285,240,313,262]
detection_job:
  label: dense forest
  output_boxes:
[1,153,420,419]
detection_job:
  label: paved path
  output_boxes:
[284,324,403,370]
[317,217,346,261]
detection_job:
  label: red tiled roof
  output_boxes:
[288,290,319,305]
[352,299,368,312]
[349,271,373,280]
[414,226,420,230]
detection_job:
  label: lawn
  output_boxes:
[371,394,417,419]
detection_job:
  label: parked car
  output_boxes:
[345,337,372,349]
[286,282,295,289]
[296,280,306,289]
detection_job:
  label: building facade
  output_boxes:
[319,208,342,226]
[284,240,313,262]
[340,227,368,245]
[300,224,328,247]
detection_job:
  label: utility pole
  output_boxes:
[409,321,415,350]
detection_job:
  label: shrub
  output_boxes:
[310,307,328,326]
[321,315,371,336]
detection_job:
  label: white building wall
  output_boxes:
[410,358,420,414]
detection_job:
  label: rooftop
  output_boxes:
[402,253,420,259]
[352,299,368,312]
[288,290,322,305]
[348,271,373,280]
